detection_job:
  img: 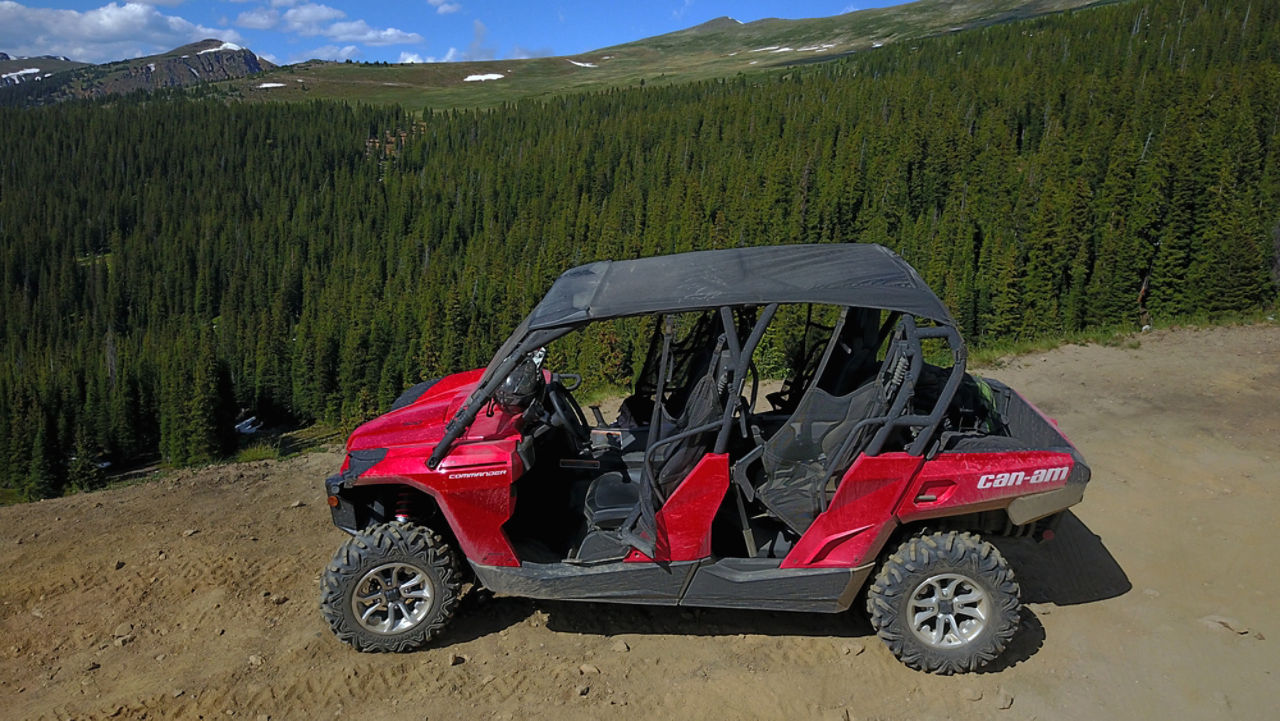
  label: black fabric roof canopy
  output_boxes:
[525,243,955,329]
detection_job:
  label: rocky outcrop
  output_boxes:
[95,40,276,96]
[0,40,274,104]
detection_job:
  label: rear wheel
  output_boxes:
[320,522,461,652]
[866,531,1020,674]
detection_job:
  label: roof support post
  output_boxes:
[714,303,778,454]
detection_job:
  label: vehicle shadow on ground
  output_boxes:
[442,591,541,644]
[982,608,1045,673]
[445,590,875,644]
[994,511,1132,606]
[982,511,1130,671]
[538,600,875,640]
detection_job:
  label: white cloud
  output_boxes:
[235,8,279,30]
[282,3,344,35]
[280,3,421,46]
[0,1,241,63]
[326,20,421,46]
[673,0,693,20]
[404,47,458,63]
[427,0,461,14]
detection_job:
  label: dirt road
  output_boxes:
[2,323,1277,720]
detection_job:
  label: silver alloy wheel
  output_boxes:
[351,562,436,635]
[907,573,990,649]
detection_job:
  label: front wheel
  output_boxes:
[866,531,1020,674]
[320,522,461,652]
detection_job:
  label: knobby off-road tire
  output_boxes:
[320,521,461,652]
[866,531,1020,674]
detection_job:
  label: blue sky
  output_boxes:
[0,1,905,65]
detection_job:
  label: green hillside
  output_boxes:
[210,0,1101,109]
[1,0,1276,501]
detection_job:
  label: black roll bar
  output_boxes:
[714,304,778,454]
[820,317,966,500]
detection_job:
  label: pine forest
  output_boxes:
[1,0,1277,499]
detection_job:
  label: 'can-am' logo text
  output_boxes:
[977,466,1069,489]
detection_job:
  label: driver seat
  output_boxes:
[583,348,727,531]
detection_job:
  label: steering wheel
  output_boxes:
[545,375,592,448]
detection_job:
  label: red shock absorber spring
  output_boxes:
[394,488,413,523]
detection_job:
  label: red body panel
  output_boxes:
[626,453,731,563]
[895,450,1074,523]
[347,369,526,567]
[782,454,922,569]
[784,448,1077,569]
[346,370,482,451]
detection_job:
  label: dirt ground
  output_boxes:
[2,323,1278,721]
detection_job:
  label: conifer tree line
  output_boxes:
[1,0,1276,499]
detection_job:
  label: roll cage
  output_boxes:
[427,244,966,557]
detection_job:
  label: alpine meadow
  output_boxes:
[1,0,1277,501]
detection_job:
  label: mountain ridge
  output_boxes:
[214,0,1102,109]
[0,38,273,104]
[0,1,1102,109]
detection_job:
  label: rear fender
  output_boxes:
[895,450,1076,523]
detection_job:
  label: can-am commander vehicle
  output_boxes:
[320,244,1090,673]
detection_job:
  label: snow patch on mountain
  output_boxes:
[198,42,244,55]
[2,67,42,82]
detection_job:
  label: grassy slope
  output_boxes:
[213,0,1103,110]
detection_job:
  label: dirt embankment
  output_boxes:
[1,323,1277,720]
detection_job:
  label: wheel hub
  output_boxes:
[907,573,991,649]
[351,562,436,635]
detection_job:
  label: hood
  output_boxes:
[345,369,484,452]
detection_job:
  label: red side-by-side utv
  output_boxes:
[319,244,1091,673]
